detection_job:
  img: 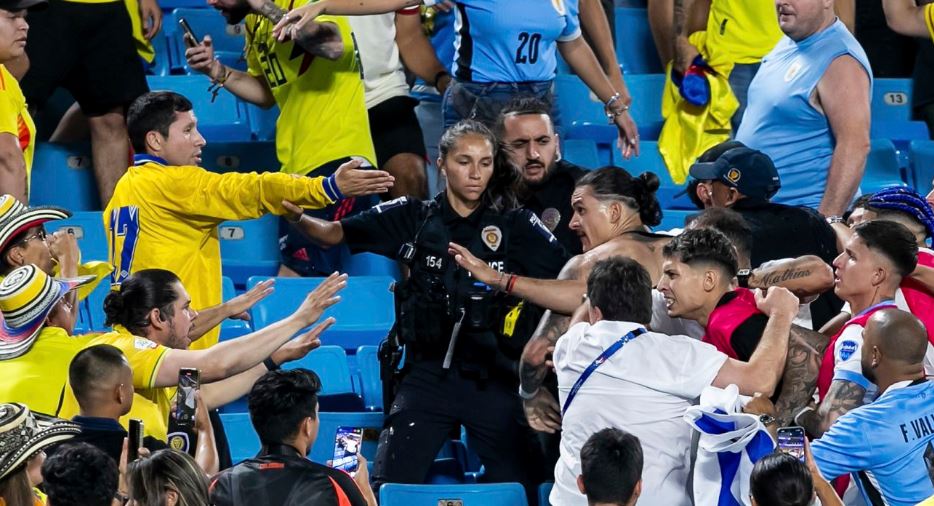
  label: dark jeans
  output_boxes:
[729,62,761,133]
[441,80,560,132]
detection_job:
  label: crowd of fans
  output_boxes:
[0,0,932,505]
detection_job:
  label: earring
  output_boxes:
[555,150,562,162]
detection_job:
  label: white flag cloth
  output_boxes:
[684,385,776,506]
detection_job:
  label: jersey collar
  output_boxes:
[133,154,168,167]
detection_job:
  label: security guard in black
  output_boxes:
[340,192,567,489]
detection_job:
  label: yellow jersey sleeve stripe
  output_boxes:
[926,4,934,42]
[145,347,170,390]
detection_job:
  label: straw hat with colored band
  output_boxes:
[0,403,80,481]
[0,265,94,360]
[0,195,71,255]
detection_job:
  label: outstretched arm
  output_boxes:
[578,0,626,94]
[449,243,586,314]
[188,279,275,340]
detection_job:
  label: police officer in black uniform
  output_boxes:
[497,97,587,256]
[280,120,568,495]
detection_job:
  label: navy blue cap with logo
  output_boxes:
[0,0,46,11]
[689,146,782,201]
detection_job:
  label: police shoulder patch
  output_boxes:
[374,196,409,213]
[838,340,859,361]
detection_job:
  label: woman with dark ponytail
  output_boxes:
[277,120,569,493]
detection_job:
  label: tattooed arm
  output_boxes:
[250,0,346,60]
[774,325,830,426]
[519,309,572,434]
[747,255,835,300]
[797,380,866,438]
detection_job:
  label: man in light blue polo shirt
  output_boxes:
[811,308,934,506]
[735,0,871,217]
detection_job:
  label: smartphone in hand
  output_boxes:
[175,368,200,428]
[331,426,363,476]
[777,426,806,462]
[179,18,199,47]
[128,419,143,462]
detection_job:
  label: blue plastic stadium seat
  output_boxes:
[870,121,930,169]
[158,0,206,9]
[219,214,280,287]
[341,251,401,280]
[220,276,251,341]
[247,275,395,351]
[146,75,252,142]
[556,74,664,165]
[220,345,363,412]
[379,483,527,506]
[872,78,913,123]
[655,209,696,232]
[31,143,101,211]
[555,74,664,139]
[221,411,384,465]
[44,211,107,261]
[147,29,172,77]
[539,482,554,506]
[862,139,908,195]
[356,345,382,411]
[611,141,695,210]
[910,140,934,192]
[199,141,279,175]
[615,8,662,74]
[562,139,600,169]
[247,104,279,141]
[219,412,260,464]
[169,9,247,74]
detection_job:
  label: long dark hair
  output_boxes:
[576,167,662,227]
[438,120,518,211]
[104,269,182,335]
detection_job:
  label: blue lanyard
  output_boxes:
[562,327,646,416]
[854,300,897,318]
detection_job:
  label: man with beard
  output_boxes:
[186,0,379,278]
[496,97,587,255]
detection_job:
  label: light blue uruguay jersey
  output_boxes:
[427,0,581,83]
[812,380,934,506]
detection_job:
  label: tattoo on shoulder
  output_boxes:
[826,380,866,418]
[259,0,286,23]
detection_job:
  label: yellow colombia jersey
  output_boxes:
[105,156,338,349]
[245,4,376,175]
[0,65,35,195]
[59,326,173,440]
[706,0,783,64]
[0,327,88,416]
[126,0,155,63]
[926,4,933,41]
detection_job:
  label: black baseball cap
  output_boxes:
[0,0,46,11]
[689,146,781,200]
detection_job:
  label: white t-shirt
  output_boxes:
[349,9,418,109]
[831,323,878,402]
[649,289,705,339]
[552,320,728,506]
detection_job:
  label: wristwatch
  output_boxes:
[826,215,845,225]
[737,269,751,288]
[758,414,777,427]
[518,385,539,400]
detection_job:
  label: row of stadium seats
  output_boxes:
[32,135,932,214]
